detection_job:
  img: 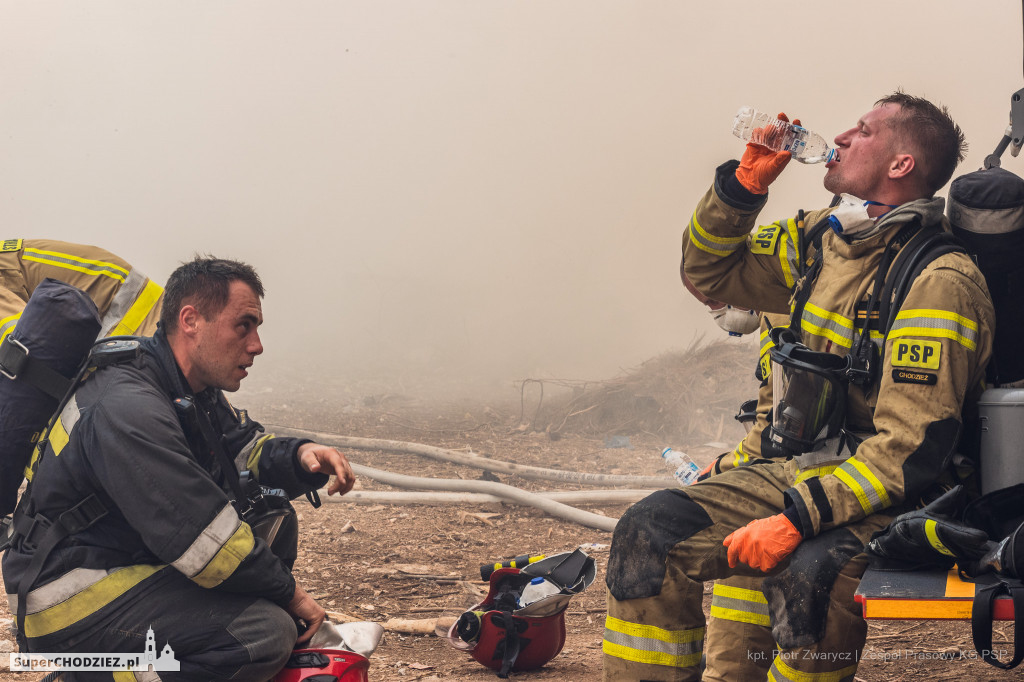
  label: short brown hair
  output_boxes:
[160,256,264,334]
[876,91,967,196]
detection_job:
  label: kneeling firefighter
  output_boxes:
[603,95,995,681]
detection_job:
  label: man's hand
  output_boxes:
[735,113,799,194]
[287,584,327,644]
[723,513,802,571]
[298,442,356,495]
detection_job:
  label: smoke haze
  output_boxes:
[2,1,1020,399]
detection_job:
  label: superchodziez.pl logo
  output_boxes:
[10,626,180,672]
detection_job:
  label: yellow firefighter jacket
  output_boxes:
[682,168,995,537]
[0,239,163,341]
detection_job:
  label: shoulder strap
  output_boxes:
[878,226,966,337]
[789,215,833,340]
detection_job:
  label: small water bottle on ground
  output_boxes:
[731,105,836,164]
[518,577,562,607]
[662,447,700,486]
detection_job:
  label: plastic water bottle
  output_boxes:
[518,577,562,607]
[731,105,836,164]
[662,447,700,486]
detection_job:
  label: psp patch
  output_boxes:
[749,224,782,255]
[892,369,938,385]
[0,239,23,253]
[891,339,941,370]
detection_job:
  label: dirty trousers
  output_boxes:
[601,461,892,682]
[32,568,297,682]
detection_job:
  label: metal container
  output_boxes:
[979,388,1024,493]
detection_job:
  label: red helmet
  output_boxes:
[272,648,370,682]
[445,550,595,678]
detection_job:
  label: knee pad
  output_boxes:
[762,527,861,649]
[606,489,712,601]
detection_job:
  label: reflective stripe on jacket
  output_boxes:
[681,163,995,535]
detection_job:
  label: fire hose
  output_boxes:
[267,424,678,531]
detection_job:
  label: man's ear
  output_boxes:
[178,304,201,336]
[888,153,915,180]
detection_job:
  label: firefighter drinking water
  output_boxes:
[602,92,995,681]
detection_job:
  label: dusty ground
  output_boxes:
[0,347,1019,681]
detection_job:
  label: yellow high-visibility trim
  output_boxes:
[46,418,70,456]
[732,442,749,467]
[888,326,976,351]
[22,248,129,282]
[112,671,135,682]
[834,459,890,515]
[604,615,704,644]
[244,434,274,472]
[110,280,163,336]
[710,583,770,626]
[794,465,838,484]
[0,312,21,343]
[191,523,255,588]
[890,309,978,351]
[713,583,768,604]
[689,213,747,257]
[23,564,163,638]
[779,218,799,288]
[602,640,703,668]
[768,651,859,682]
[925,519,955,557]
[709,605,770,627]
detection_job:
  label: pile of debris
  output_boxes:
[519,337,760,443]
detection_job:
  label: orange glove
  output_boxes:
[696,457,718,482]
[723,513,802,571]
[734,113,799,194]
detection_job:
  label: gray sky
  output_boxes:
[2,1,1021,395]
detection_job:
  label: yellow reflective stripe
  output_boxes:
[0,312,19,343]
[800,303,856,349]
[22,248,129,282]
[710,583,770,626]
[112,671,136,682]
[925,519,955,557]
[688,212,747,257]
[712,583,768,604]
[794,465,838,484]
[890,308,979,351]
[768,649,858,682]
[46,419,69,456]
[173,501,248,581]
[243,434,274,472]
[779,218,800,288]
[800,303,884,350]
[109,279,163,336]
[23,564,164,638]
[732,442,749,467]
[834,458,891,515]
[190,522,254,588]
[602,615,703,668]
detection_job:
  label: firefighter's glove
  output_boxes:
[723,513,802,572]
[865,486,990,571]
[735,113,796,194]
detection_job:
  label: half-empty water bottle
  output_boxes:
[731,105,836,164]
[662,447,701,486]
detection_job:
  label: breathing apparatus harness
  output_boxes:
[9,336,143,651]
[769,214,966,459]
